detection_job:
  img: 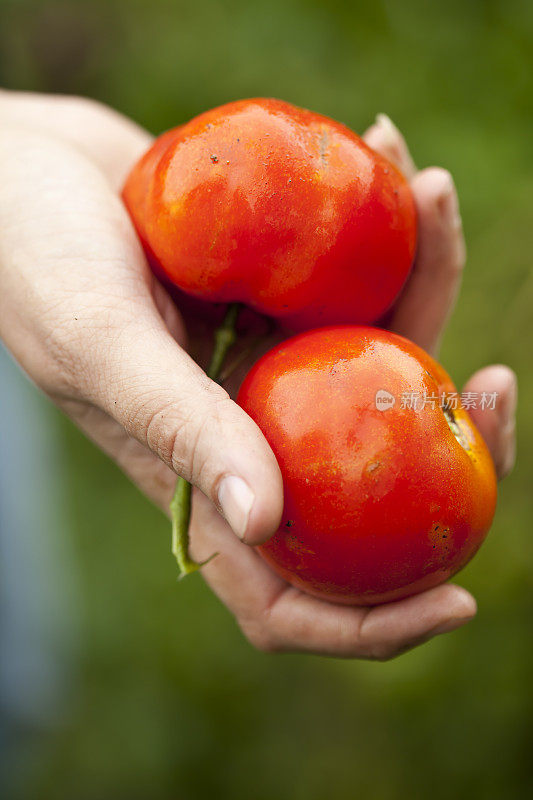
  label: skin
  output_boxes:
[0,89,517,659]
[238,327,498,605]
[123,99,417,330]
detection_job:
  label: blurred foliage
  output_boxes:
[1,0,532,798]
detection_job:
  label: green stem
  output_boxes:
[170,303,241,578]
[170,477,195,576]
[206,302,240,380]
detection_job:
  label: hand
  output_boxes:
[0,92,516,659]
[190,115,517,657]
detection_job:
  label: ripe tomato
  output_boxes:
[123,98,416,330]
[237,326,497,605]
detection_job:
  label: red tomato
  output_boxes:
[123,99,416,330]
[237,326,497,605]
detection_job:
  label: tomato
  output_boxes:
[123,98,416,330]
[237,326,497,605]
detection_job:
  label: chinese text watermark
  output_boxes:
[375,390,499,412]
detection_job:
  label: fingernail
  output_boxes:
[430,616,473,636]
[374,114,416,176]
[496,369,518,427]
[375,113,401,144]
[501,432,517,478]
[496,370,518,476]
[218,476,255,541]
[433,170,459,225]
[374,114,403,159]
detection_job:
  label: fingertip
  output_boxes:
[463,365,517,478]
[217,472,283,547]
[472,363,518,427]
[362,113,417,178]
[444,584,477,620]
[411,167,462,235]
[243,464,284,546]
[476,365,517,416]
[412,166,454,199]
[217,475,255,541]
[215,429,284,546]
[386,165,466,355]
[362,122,385,151]
[419,585,476,638]
[429,615,473,636]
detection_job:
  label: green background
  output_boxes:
[1,0,532,797]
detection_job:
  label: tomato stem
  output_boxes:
[170,302,241,578]
[206,302,241,380]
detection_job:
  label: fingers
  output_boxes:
[387,167,466,355]
[364,115,466,357]
[463,365,517,479]
[264,583,476,658]
[191,491,476,658]
[82,287,283,545]
[100,332,283,545]
[363,113,417,179]
[0,128,283,546]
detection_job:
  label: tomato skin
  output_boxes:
[123,99,416,330]
[237,327,497,605]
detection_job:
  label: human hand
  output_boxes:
[0,93,516,658]
[186,117,517,657]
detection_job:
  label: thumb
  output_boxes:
[0,126,282,546]
[88,307,284,545]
